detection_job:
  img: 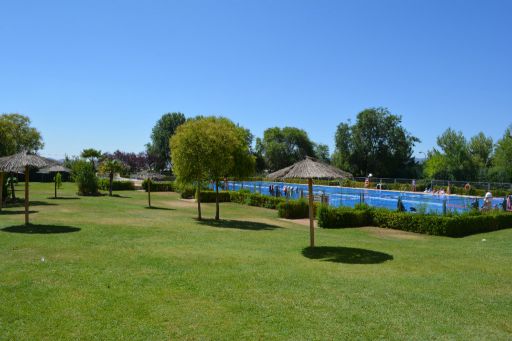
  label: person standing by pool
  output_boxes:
[412,179,416,192]
[482,192,493,211]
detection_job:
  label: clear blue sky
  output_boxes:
[1,0,511,159]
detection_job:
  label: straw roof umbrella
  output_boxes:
[267,156,353,247]
[38,165,71,174]
[39,165,71,198]
[0,151,55,224]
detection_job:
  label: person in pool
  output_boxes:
[482,192,493,211]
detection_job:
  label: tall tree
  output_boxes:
[490,126,512,182]
[171,117,255,220]
[98,159,126,197]
[423,128,488,181]
[469,132,494,180]
[332,108,419,177]
[147,112,186,171]
[80,148,102,171]
[314,143,330,163]
[0,113,44,200]
[0,113,44,156]
[256,127,315,172]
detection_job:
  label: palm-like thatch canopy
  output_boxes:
[0,151,55,172]
[267,156,352,180]
[0,151,56,224]
[38,165,71,174]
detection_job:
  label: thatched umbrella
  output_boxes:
[267,156,353,247]
[0,151,55,224]
[39,165,71,198]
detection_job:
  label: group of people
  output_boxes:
[269,184,301,197]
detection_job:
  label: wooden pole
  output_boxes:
[147,178,151,207]
[25,166,29,225]
[308,178,314,247]
[0,171,3,212]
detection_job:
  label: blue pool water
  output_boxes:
[217,181,505,214]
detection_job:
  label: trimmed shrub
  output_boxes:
[197,190,231,203]
[277,199,317,219]
[142,180,174,192]
[319,205,512,237]
[317,205,373,228]
[98,179,135,191]
[229,191,285,209]
[71,160,99,196]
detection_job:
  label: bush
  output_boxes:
[229,191,285,209]
[142,180,174,192]
[277,199,316,219]
[98,178,135,191]
[197,190,231,203]
[71,160,99,196]
[319,205,512,237]
[317,205,373,228]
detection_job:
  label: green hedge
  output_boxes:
[142,180,174,192]
[317,205,373,228]
[229,191,285,209]
[277,199,317,219]
[318,205,512,237]
[197,190,231,203]
[98,179,135,191]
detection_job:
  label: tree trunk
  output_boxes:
[10,172,15,200]
[54,177,57,198]
[215,179,220,220]
[308,178,314,248]
[0,172,3,211]
[109,173,113,196]
[147,178,151,207]
[196,184,202,220]
[25,166,29,225]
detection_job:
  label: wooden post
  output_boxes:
[147,178,151,207]
[25,165,29,225]
[0,171,3,212]
[308,178,314,247]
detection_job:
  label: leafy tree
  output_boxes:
[99,159,126,196]
[0,113,44,156]
[72,160,99,196]
[490,126,512,182]
[53,172,62,198]
[171,117,255,220]
[103,150,156,175]
[314,143,330,163]
[0,113,44,200]
[424,129,493,181]
[80,148,102,171]
[256,127,315,172]
[469,132,493,180]
[147,112,186,171]
[332,108,419,177]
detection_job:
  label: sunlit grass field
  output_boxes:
[1,182,511,340]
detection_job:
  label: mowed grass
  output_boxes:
[1,183,511,340]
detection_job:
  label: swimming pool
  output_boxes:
[216,181,505,214]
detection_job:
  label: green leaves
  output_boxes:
[0,113,44,156]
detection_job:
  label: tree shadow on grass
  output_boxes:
[0,209,38,215]
[6,200,57,208]
[111,194,131,198]
[198,219,281,231]
[302,246,393,264]
[1,224,81,234]
[144,206,175,211]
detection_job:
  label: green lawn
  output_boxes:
[1,183,511,340]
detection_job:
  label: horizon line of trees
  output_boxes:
[2,111,512,184]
